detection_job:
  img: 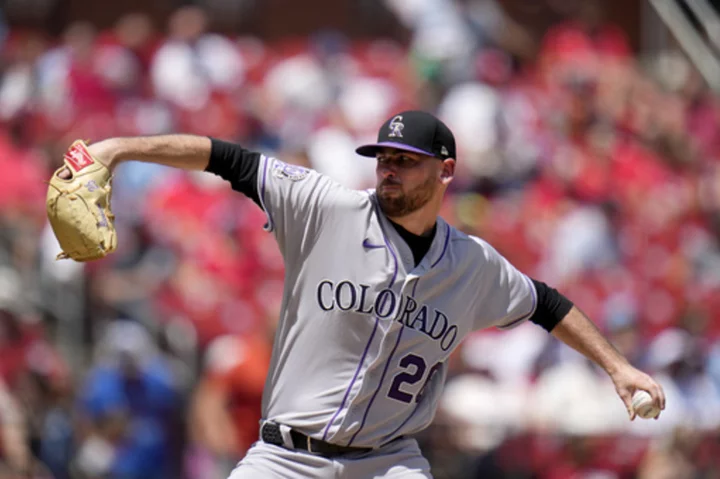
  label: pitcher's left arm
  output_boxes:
[549,303,666,420]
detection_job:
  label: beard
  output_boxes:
[377,175,436,217]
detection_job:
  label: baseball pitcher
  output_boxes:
[47,111,666,478]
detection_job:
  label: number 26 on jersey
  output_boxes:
[387,354,443,404]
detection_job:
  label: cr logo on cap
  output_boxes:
[388,115,404,138]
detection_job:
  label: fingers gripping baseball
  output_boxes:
[611,366,666,421]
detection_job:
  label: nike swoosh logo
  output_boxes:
[363,239,385,250]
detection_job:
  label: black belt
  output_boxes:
[260,422,374,458]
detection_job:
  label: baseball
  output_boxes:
[632,390,660,419]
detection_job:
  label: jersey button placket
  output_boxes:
[404,275,420,299]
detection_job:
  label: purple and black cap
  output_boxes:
[355,110,457,161]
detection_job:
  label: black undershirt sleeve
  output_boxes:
[204,137,261,206]
[529,279,574,332]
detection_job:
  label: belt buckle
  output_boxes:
[306,435,315,454]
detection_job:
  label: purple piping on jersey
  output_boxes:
[362,239,385,249]
[430,225,451,268]
[322,210,399,442]
[411,278,420,297]
[499,274,538,329]
[385,277,435,441]
[321,317,381,441]
[386,384,421,439]
[347,323,405,446]
[346,276,418,447]
[259,156,274,232]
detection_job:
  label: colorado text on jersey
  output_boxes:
[316,279,458,351]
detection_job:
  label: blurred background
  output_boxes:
[0,0,720,477]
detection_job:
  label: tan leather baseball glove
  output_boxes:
[46,140,117,262]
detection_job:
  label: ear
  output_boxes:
[439,158,455,185]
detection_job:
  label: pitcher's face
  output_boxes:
[375,149,442,218]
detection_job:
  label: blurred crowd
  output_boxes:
[0,0,720,478]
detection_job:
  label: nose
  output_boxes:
[377,161,397,179]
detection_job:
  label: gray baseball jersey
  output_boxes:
[257,155,537,448]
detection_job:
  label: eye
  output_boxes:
[398,155,413,166]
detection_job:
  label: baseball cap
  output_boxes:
[355,110,457,160]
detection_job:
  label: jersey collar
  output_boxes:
[370,193,451,274]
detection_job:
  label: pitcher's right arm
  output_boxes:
[87,135,213,171]
[62,136,262,204]
[75,135,354,254]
